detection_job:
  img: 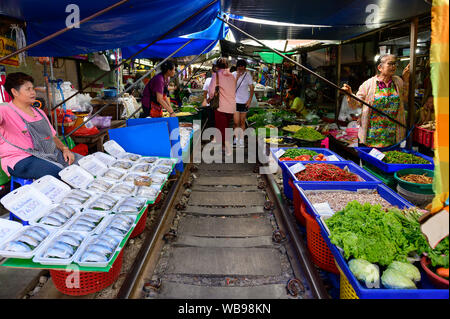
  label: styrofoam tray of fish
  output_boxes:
[60,189,96,207]
[131,163,153,173]
[91,151,117,167]
[108,183,136,197]
[149,173,167,186]
[84,193,121,212]
[58,164,94,189]
[134,185,161,202]
[94,213,136,236]
[113,196,148,214]
[84,178,116,193]
[77,154,109,177]
[118,152,142,162]
[121,172,151,184]
[63,210,108,234]
[30,204,80,230]
[0,184,53,223]
[110,160,135,171]
[32,230,89,265]
[152,165,172,175]
[137,156,159,164]
[0,219,24,246]
[100,168,127,182]
[103,140,126,158]
[31,175,72,204]
[155,158,177,167]
[0,224,54,259]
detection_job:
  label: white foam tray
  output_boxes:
[29,204,82,230]
[91,151,117,167]
[0,184,53,222]
[78,154,109,177]
[63,210,109,235]
[31,175,72,204]
[58,164,94,189]
[112,196,148,214]
[32,229,89,266]
[103,140,126,158]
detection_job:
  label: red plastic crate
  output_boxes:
[415,126,435,149]
[289,179,306,226]
[130,207,148,238]
[50,250,124,296]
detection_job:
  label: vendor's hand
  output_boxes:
[341,83,352,95]
[63,147,75,165]
[402,63,410,81]
[169,112,176,117]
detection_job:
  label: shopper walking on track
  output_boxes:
[142,61,176,118]
[0,72,82,180]
[342,54,410,148]
[208,57,236,156]
[232,59,254,148]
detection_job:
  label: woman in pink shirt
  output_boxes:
[0,72,81,180]
[208,58,236,156]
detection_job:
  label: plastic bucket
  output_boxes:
[394,168,434,195]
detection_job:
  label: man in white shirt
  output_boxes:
[202,64,217,132]
[232,60,254,147]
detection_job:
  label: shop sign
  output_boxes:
[0,36,19,67]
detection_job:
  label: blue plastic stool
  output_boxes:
[9,176,34,225]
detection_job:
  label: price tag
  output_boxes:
[313,202,334,217]
[327,155,339,161]
[368,148,385,161]
[274,149,285,158]
[290,163,306,174]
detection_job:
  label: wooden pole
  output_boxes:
[407,17,419,148]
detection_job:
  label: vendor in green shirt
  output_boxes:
[287,90,307,117]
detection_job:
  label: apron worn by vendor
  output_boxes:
[150,86,169,118]
[0,104,70,169]
[365,82,400,148]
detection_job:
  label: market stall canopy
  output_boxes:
[0,0,220,57]
[121,16,227,59]
[222,0,431,41]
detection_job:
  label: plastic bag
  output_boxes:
[348,259,380,288]
[387,261,421,282]
[381,268,417,289]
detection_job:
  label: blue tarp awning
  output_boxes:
[121,16,227,59]
[0,0,220,57]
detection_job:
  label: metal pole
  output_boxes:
[219,16,407,128]
[51,0,219,112]
[335,44,342,127]
[49,58,58,134]
[406,17,418,149]
[0,0,130,63]
[67,39,193,136]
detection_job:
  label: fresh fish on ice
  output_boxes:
[40,215,63,227]
[16,234,39,248]
[2,240,32,252]
[44,247,72,259]
[80,250,108,263]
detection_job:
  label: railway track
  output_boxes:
[17,143,329,300]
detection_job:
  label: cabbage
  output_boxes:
[388,261,421,282]
[381,268,417,289]
[348,259,380,288]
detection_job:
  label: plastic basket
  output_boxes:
[416,126,434,149]
[394,168,434,195]
[130,207,148,238]
[289,179,306,226]
[356,147,434,173]
[336,262,359,299]
[50,249,124,296]
[363,164,397,190]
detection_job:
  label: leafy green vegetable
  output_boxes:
[381,268,417,289]
[348,259,380,288]
[179,106,197,113]
[283,148,318,158]
[427,237,449,268]
[388,261,421,282]
[382,151,429,164]
[325,201,429,266]
[292,127,325,141]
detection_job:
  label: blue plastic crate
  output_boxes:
[356,147,434,173]
[293,182,409,219]
[309,185,449,299]
[282,161,382,187]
